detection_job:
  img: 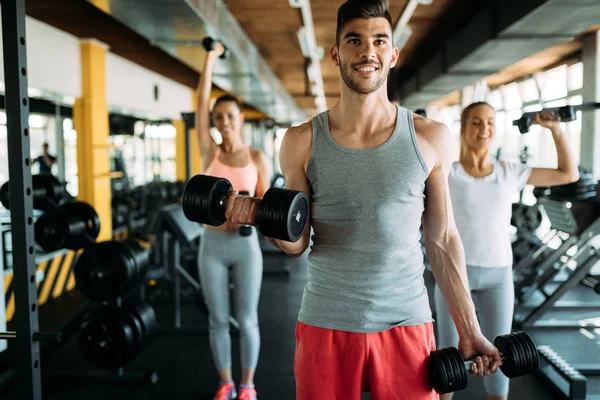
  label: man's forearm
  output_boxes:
[428,234,481,338]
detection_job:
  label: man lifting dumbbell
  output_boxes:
[219,1,504,399]
[192,36,271,400]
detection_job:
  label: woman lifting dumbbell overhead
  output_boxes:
[434,102,579,400]
[195,37,271,400]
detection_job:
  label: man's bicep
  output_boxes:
[279,127,312,239]
[279,128,311,197]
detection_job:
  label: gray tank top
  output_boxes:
[299,105,433,333]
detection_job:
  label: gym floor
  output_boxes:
[1,250,597,399]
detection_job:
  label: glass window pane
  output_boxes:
[544,98,567,108]
[518,79,539,103]
[462,86,474,108]
[495,111,506,136]
[568,62,583,91]
[486,90,503,110]
[523,104,543,113]
[538,65,568,101]
[568,95,583,106]
[501,83,523,110]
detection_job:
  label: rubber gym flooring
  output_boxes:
[1,248,597,399]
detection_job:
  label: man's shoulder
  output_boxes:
[283,121,312,148]
[412,114,450,142]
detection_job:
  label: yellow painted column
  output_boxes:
[89,0,110,13]
[173,120,187,181]
[74,39,112,241]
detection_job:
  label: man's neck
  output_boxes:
[330,85,396,136]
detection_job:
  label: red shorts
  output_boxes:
[294,321,438,400]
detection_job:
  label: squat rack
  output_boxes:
[0,0,56,398]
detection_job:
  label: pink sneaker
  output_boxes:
[238,385,257,400]
[213,382,237,400]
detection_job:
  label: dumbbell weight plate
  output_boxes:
[60,201,101,239]
[74,241,137,301]
[34,212,69,251]
[442,348,467,393]
[430,350,451,394]
[182,175,232,226]
[495,334,523,378]
[450,347,469,391]
[78,307,137,369]
[513,332,536,376]
[513,331,539,374]
[257,188,308,242]
[127,300,159,348]
[122,306,145,354]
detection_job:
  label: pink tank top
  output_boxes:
[204,147,258,195]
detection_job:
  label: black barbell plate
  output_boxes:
[513,331,539,374]
[509,332,532,377]
[502,334,525,378]
[256,187,284,239]
[127,300,159,346]
[443,348,461,394]
[285,191,309,242]
[510,332,534,376]
[78,308,136,369]
[257,188,308,242]
[182,175,231,226]
[494,335,520,379]
[432,349,454,394]
[450,347,469,392]
[430,350,450,394]
[34,212,67,252]
[519,331,538,375]
[59,201,101,240]
[74,241,136,301]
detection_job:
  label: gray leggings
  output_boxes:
[198,228,263,371]
[434,266,514,397]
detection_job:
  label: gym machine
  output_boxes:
[0,2,67,396]
[142,202,240,334]
[510,176,600,399]
[513,199,600,329]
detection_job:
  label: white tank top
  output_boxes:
[449,159,532,267]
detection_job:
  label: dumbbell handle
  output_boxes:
[464,355,506,369]
[217,193,257,214]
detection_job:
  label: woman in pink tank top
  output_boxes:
[195,40,270,400]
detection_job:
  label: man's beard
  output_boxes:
[339,59,387,94]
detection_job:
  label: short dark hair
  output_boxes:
[460,102,494,127]
[213,94,242,113]
[336,0,393,46]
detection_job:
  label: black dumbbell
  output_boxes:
[202,37,228,59]
[182,174,308,242]
[430,331,539,394]
[1,174,65,211]
[34,201,100,252]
